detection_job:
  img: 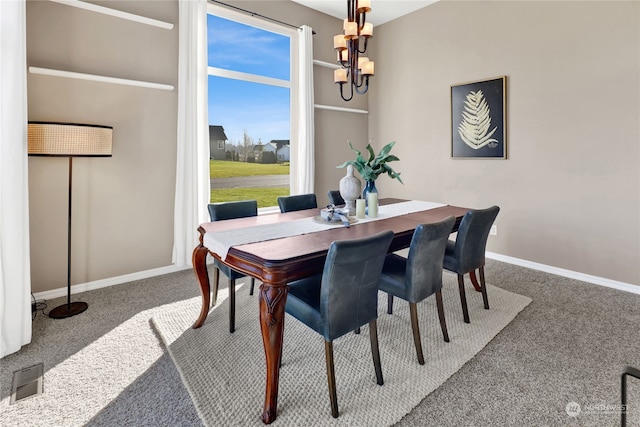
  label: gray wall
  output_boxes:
[27,0,179,293]
[369,0,640,284]
[26,0,639,293]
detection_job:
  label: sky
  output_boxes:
[207,14,291,146]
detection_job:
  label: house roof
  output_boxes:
[209,125,227,141]
[270,140,290,150]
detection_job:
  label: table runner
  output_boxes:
[203,200,446,260]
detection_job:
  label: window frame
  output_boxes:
[206,4,298,213]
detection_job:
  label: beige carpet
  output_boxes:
[151,272,531,426]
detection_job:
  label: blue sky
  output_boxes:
[207,15,291,146]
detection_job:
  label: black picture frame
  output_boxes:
[451,76,507,159]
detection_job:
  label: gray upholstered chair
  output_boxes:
[443,205,500,323]
[277,193,317,213]
[327,190,345,206]
[207,200,258,332]
[285,230,394,418]
[379,216,456,365]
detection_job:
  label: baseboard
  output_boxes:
[486,251,640,295]
[34,253,639,301]
[32,264,194,301]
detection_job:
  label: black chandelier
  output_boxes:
[333,0,374,101]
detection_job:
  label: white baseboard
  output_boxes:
[32,264,193,301]
[34,253,639,302]
[486,251,640,295]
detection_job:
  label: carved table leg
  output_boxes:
[192,243,211,329]
[259,282,288,424]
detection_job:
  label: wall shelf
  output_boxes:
[314,104,368,114]
[29,67,175,91]
[50,0,174,30]
[313,59,341,70]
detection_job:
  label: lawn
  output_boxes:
[210,160,290,208]
[210,160,289,178]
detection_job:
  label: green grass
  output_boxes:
[209,160,291,207]
[210,160,290,178]
[210,187,289,208]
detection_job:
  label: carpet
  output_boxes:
[151,272,531,426]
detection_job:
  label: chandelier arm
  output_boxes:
[340,81,354,102]
[355,76,369,95]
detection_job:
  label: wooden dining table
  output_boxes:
[191,198,470,424]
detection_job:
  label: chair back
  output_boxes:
[319,230,394,341]
[447,206,500,274]
[208,200,258,222]
[405,216,456,302]
[277,193,318,213]
[327,190,345,206]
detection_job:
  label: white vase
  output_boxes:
[339,165,361,215]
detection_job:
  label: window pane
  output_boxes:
[208,76,290,145]
[207,14,290,81]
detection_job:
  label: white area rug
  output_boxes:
[152,272,531,426]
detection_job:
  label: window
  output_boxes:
[207,6,295,209]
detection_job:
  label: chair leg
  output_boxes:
[457,274,470,323]
[354,327,361,334]
[212,267,220,306]
[409,303,425,365]
[469,269,482,292]
[324,340,339,418]
[368,320,384,385]
[435,290,450,343]
[387,294,394,314]
[249,278,255,296]
[479,266,489,309]
[229,279,236,333]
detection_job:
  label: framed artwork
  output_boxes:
[451,76,507,159]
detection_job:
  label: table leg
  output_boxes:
[192,243,211,329]
[259,282,288,424]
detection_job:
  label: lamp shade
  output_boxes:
[28,122,113,157]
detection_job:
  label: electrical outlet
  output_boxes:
[490,225,498,236]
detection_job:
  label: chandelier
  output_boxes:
[333,0,374,101]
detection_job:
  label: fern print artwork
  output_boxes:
[450,76,506,159]
[457,90,498,149]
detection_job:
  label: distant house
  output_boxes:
[209,125,227,160]
[252,140,290,162]
[270,140,290,162]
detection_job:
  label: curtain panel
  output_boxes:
[173,0,210,267]
[291,25,315,195]
[0,0,32,358]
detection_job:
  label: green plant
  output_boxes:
[337,141,403,183]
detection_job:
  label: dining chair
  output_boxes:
[207,200,258,333]
[379,216,456,365]
[443,205,500,323]
[327,190,345,206]
[277,193,317,213]
[285,230,394,418]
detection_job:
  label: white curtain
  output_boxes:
[291,25,315,195]
[0,0,32,358]
[172,0,210,267]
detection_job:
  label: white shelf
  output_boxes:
[29,67,174,91]
[313,59,341,70]
[49,0,174,30]
[314,104,368,114]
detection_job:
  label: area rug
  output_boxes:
[151,272,531,426]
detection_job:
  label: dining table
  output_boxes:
[190,198,470,424]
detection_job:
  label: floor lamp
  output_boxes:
[28,122,113,319]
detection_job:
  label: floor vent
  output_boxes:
[10,363,43,405]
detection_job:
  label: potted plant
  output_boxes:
[337,141,403,205]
